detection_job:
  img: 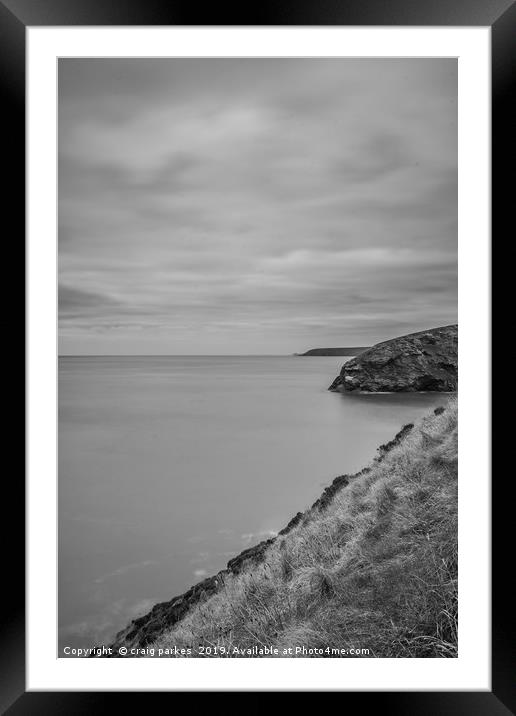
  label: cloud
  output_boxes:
[59,285,120,313]
[59,58,457,353]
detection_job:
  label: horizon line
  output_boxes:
[59,353,301,357]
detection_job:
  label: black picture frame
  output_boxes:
[5,0,506,709]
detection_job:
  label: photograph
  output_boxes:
[57,56,459,660]
[0,0,501,702]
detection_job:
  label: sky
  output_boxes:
[58,58,457,355]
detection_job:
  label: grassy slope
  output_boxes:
[151,399,457,658]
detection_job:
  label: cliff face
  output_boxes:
[328,325,457,393]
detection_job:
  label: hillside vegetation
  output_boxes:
[147,399,457,658]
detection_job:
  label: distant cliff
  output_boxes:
[328,325,457,393]
[297,347,369,356]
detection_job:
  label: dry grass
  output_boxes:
[151,399,458,658]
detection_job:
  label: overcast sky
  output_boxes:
[58,59,457,355]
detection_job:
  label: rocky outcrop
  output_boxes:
[298,347,369,356]
[328,325,457,393]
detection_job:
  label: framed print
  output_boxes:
[4,0,508,708]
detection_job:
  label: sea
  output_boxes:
[58,355,447,654]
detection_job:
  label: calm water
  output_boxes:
[58,356,447,653]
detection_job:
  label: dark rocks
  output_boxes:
[328,325,457,393]
[328,375,344,391]
[311,474,353,511]
[226,538,275,573]
[278,511,304,535]
[110,575,222,651]
[376,423,414,459]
